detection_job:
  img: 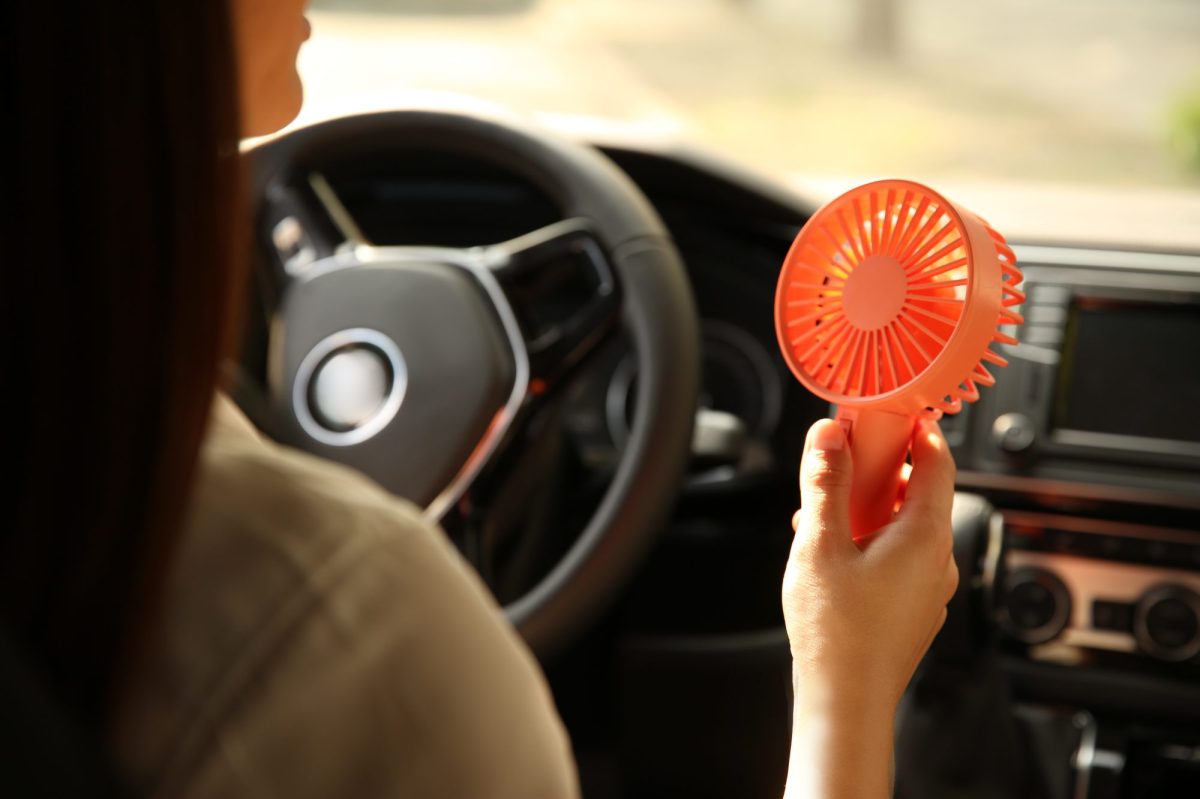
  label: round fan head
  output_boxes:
[774,179,1024,417]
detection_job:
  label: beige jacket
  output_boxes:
[113,395,579,798]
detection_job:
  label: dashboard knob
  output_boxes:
[999,567,1071,644]
[991,412,1037,454]
[1134,585,1200,662]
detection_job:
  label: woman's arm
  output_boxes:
[786,671,896,798]
[782,418,958,798]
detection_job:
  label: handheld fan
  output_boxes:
[774,180,1023,540]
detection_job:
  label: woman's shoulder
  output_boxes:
[113,395,578,799]
[190,393,433,567]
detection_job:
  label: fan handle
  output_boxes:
[834,407,917,542]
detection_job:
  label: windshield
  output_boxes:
[301,1,1200,204]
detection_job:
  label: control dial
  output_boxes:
[991,412,1036,455]
[999,567,1071,644]
[1134,585,1200,662]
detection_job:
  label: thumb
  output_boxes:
[796,419,855,554]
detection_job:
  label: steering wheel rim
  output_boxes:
[243,109,700,658]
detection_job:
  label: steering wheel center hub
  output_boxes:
[280,259,516,507]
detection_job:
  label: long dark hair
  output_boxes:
[8,1,245,731]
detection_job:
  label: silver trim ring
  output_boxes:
[293,327,408,447]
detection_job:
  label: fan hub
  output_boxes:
[842,255,907,331]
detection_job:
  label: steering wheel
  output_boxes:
[242,110,700,658]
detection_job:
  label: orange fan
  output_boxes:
[775,180,1023,540]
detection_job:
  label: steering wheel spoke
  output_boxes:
[484,219,621,391]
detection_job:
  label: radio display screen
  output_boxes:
[1055,300,1200,445]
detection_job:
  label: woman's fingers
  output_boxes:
[897,419,956,524]
[793,419,856,558]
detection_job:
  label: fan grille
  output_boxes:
[778,183,1023,412]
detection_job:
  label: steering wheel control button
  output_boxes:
[292,328,408,448]
[999,567,1071,645]
[1091,599,1135,633]
[272,215,317,276]
[311,346,393,432]
[1134,585,1200,662]
[992,412,1037,454]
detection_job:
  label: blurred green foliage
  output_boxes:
[1169,82,1200,173]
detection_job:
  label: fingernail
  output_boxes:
[812,420,844,451]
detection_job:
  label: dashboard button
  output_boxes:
[1092,599,1134,633]
[992,412,1037,454]
[1145,540,1171,564]
[1005,530,1034,551]
[1099,532,1137,556]
[1046,529,1078,553]
[1134,585,1200,662]
[1096,534,1125,559]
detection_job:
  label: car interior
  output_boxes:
[233,2,1200,796]
[230,105,1200,798]
[13,2,1198,798]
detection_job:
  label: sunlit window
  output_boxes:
[302,0,1200,193]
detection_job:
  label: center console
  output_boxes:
[939,246,1200,797]
[1000,512,1200,662]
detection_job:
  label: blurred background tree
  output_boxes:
[1170,83,1200,172]
[858,0,901,59]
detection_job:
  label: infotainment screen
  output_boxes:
[1055,299,1200,445]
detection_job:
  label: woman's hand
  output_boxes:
[782,417,958,799]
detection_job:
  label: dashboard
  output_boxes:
[580,147,1200,796]
[255,133,1200,796]
[957,251,1200,669]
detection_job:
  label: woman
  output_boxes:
[9,1,957,797]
